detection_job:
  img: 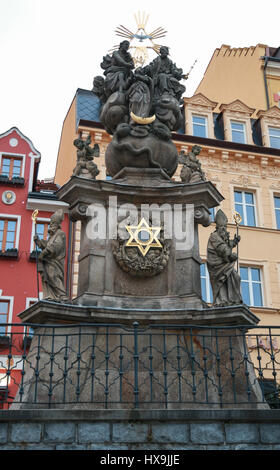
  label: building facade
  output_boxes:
[182,91,280,319]
[0,127,70,406]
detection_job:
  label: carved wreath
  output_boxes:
[112,237,171,277]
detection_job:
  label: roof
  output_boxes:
[0,126,41,159]
[35,180,60,192]
[268,47,280,58]
[76,89,101,128]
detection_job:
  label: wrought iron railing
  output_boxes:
[0,323,279,409]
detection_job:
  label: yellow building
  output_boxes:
[196,44,280,113]
[55,46,280,340]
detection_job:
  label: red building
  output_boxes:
[0,127,71,406]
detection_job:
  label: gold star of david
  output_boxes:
[125,218,162,256]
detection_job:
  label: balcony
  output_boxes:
[0,249,18,259]
[0,175,25,186]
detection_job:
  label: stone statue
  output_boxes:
[207,209,242,306]
[127,67,154,119]
[101,40,134,96]
[93,41,188,177]
[143,46,186,101]
[92,75,106,104]
[34,210,69,302]
[179,145,206,183]
[72,133,100,179]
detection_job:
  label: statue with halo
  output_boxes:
[93,41,188,178]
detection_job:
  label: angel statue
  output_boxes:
[179,145,206,183]
[72,133,100,179]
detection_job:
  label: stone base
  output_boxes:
[2,409,280,450]
[19,300,259,327]
[14,301,266,410]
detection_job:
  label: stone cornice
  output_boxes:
[76,120,280,160]
[257,106,280,120]
[219,99,255,116]
[1,408,279,422]
[172,133,280,158]
[184,93,218,109]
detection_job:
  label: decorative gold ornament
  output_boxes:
[112,11,167,67]
[233,211,242,226]
[2,190,16,204]
[125,218,162,256]
[130,111,156,125]
[31,209,39,224]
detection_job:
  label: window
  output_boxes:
[0,156,22,178]
[24,326,34,339]
[231,121,246,144]
[0,301,9,335]
[240,266,263,307]
[0,372,9,387]
[0,219,17,251]
[200,263,213,303]
[209,207,216,223]
[258,378,280,409]
[269,127,280,149]
[274,196,280,229]
[192,115,207,138]
[234,190,256,226]
[24,299,37,337]
[33,221,49,251]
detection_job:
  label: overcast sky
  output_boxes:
[0,0,278,179]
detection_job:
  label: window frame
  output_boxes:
[200,262,213,303]
[0,152,25,179]
[192,114,208,138]
[240,266,264,307]
[30,217,50,253]
[274,195,280,230]
[268,126,280,149]
[24,298,39,338]
[0,300,10,336]
[209,207,216,222]
[234,189,257,227]
[0,215,21,252]
[230,120,246,144]
[0,296,13,335]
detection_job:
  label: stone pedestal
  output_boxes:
[13,301,266,410]
[56,169,223,310]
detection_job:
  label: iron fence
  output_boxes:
[0,323,279,409]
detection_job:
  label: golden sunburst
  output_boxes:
[112,11,167,67]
